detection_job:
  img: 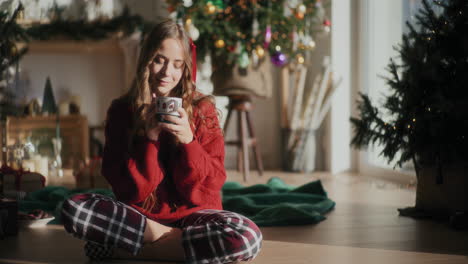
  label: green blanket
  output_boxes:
[222,178,335,226]
[19,177,335,226]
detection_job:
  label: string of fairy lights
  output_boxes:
[381,0,460,136]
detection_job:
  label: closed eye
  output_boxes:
[174,61,184,69]
[154,54,184,69]
[154,55,166,64]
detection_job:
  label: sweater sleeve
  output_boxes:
[172,100,226,206]
[101,99,164,204]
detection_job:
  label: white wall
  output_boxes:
[327,0,352,173]
[20,53,124,126]
[16,0,166,128]
[222,71,283,170]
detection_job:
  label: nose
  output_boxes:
[160,62,175,77]
[159,62,169,77]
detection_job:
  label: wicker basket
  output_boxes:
[211,57,273,98]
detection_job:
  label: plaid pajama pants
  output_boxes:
[61,193,262,263]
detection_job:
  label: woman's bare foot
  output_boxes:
[112,224,185,262]
[143,217,172,242]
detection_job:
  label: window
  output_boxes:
[358,0,428,181]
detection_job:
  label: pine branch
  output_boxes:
[350,94,388,147]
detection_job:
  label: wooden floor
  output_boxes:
[243,171,468,256]
[1,170,467,264]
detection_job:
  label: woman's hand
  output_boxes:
[160,108,194,144]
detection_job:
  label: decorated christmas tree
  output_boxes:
[0,4,28,120]
[165,0,330,68]
[351,0,468,181]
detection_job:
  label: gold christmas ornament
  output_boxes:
[215,39,225,48]
[185,18,192,25]
[206,2,216,14]
[275,45,281,52]
[296,54,305,64]
[255,46,265,58]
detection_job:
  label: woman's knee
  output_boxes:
[217,212,263,261]
[61,193,104,235]
[182,210,263,263]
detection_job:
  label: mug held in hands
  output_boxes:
[156,97,182,124]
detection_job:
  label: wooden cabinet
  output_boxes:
[1,115,89,170]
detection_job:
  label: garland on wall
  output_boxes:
[20,5,153,41]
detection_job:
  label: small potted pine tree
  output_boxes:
[351,0,468,219]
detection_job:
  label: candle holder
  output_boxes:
[51,138,63,178]
[6,143,24,170]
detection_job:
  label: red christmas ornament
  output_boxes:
[323,19,331,27]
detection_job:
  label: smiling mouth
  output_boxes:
[157,79,171,86]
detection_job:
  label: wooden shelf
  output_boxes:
[2,114,89,169]
[16,38,122,54]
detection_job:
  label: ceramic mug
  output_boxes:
[156,96,182,123]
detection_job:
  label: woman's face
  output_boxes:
[149,38,185,97]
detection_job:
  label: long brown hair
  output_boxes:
[124,20,204,212]
[126,19,195,132]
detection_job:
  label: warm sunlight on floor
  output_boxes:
[1,171,466,264]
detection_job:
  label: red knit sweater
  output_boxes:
[101,95,226,224]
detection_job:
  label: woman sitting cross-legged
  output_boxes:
[61,19,263,264]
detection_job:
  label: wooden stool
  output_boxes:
[224,95,264,181]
